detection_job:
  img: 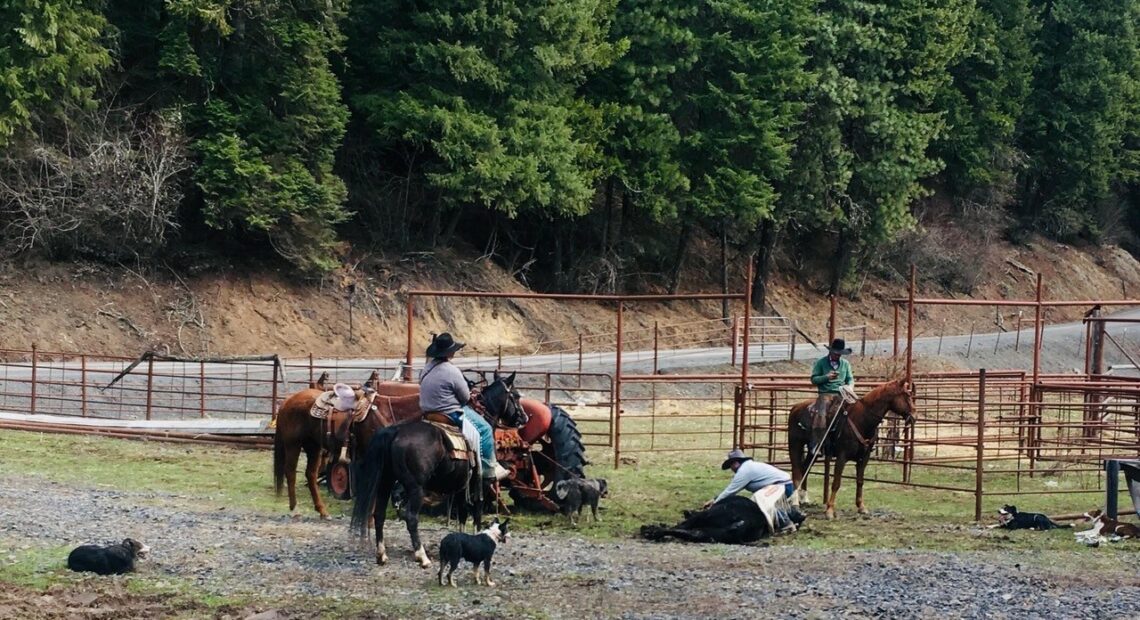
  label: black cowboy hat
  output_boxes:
[426,332,465,358]
[828,338,853,355]
[720,448,753,470]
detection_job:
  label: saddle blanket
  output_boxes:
[425,420,476,464]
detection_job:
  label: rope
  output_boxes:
[796,401,849,494]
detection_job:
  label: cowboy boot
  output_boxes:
[809,415,826,458]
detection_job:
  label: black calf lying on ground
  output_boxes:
[67,539,149,575]
[640,496,773,544]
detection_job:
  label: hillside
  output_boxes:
[0,234,1137,361]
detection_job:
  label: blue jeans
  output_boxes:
[459,407,496,477]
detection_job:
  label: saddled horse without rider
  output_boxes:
[787,378,915,519]
[273,371,423,519]
[351,372,527,569]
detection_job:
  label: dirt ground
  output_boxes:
[0,237,1137,360]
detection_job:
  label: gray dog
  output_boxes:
[553,478,608,525]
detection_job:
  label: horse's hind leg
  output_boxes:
[402,483,432,568]
[855,458,869,515]
[373,478,394,565]
[303,444,330,519]
[284,444,302,516]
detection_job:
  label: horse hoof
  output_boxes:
[825,511,836,520]
[319,513,331,521]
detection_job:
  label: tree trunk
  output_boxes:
[668,219,693,295]
[751,219,780,312]
[438,206,463,247]
[553,222,565,291]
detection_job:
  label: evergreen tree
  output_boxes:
[0,0,111,145]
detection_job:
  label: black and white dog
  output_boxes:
[989,505,1070,531]
[553,478,608,525]
[67,538,150,575]
[437,518,510,587]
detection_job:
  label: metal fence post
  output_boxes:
[80,354,88,417]
[975,369,987,521]
[30,343,37,415]
[1106,459,1120,519]
[613,300,623,469]
[145,354,155,421]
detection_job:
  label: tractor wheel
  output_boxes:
[539,405,587,487]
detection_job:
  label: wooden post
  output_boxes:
[975,369,987,521]
[741,258,754,442]
[1032,274,1043,386]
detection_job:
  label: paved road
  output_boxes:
[2,307,1136,423]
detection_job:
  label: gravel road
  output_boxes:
[3,475,1138,619]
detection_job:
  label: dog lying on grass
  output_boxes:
[1076,508,1140,543]
[988,505,1070,531]
[67,539,149,575]
[553,478,608,525]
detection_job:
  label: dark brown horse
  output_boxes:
[787,379,915,519]
[351,372,526,569]
[273,373,421,519]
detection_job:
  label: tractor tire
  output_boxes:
[543,405,587,485]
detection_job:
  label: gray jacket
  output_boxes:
[418,359,470,414]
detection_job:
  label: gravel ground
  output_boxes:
[2,476,1139,619]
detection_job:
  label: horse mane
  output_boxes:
[860,377,907,402]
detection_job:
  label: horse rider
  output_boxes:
[808,338,855,457]
[418,332,510,481]
[704,449,803,533]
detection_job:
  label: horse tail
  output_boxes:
[273,424,286,496]
[350,425,397,538]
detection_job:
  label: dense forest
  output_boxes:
[3,0,1140,307]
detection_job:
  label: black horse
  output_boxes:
[350,371,527,569]
[640,496,774,544]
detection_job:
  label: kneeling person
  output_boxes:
[705,449,802,533]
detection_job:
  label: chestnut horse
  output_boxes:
[351,372,527,569]
[787,379,915,519]
[273,372,422,519]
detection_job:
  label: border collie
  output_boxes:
[989,505,1069,531]
[553,478,608,525]
[1079,509,1140,540]
[437,518,509,587]
[67,539,150,575]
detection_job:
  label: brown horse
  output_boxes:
[787,379,915,519]
[273,373,422,519]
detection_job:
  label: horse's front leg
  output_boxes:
[402,484,432,569]
[826,457,847,520]
[304,445,330,519]
[855,457,870,515]
[373,480,393,565]
[789,437,808,506]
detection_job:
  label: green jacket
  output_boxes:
[811,356,853,394]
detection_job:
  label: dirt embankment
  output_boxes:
[0,238,1137,359]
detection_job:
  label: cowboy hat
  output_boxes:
[721,448,753,470]
[426,332,465,358]
[828,338,853,355]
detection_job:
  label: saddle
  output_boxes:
[310,387,373,423]
[425,420,476,463]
